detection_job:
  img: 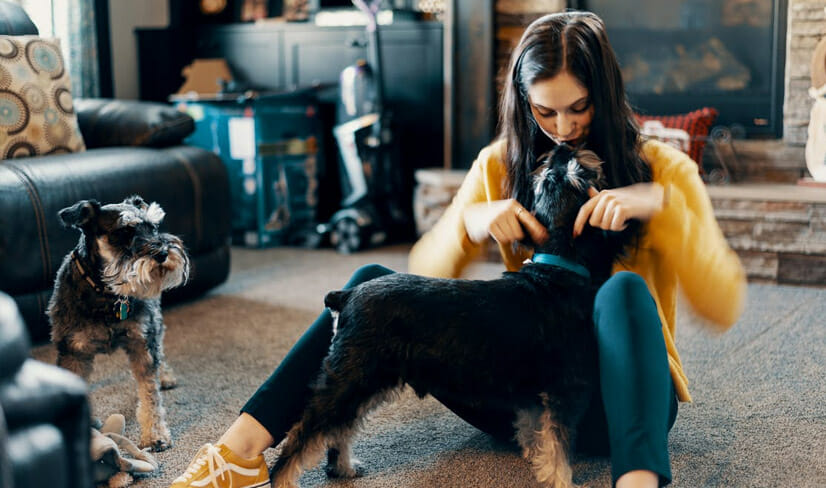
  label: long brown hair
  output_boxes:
[498,11,651,209]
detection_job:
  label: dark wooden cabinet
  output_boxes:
[138,20,443,226]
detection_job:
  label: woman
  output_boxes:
[171,11,745,488]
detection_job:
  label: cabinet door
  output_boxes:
[283,27,368,90]
[197,26,286,90]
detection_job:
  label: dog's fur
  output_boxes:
[269,145,636,488]
[47,195,189,451]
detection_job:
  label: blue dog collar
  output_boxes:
[530,253,590,279]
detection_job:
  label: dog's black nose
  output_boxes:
[154,250,168,263]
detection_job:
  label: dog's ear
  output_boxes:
[124,195,148,211]
[572,149,602,172]
[58,200,101,229]
[572,149,604,187]
[145,202,166,225]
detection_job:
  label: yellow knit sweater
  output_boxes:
[408,138,747,402]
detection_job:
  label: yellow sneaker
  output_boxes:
[170,443,270,488]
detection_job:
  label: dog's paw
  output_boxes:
[159,366,177,389]
[325,458,365,479]
[140,431,173,452]
[150,437,172,452]
[159,374,177,390]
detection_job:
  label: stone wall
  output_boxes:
[785,0,826,146]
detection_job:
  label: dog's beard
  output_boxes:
[100,243,190,299]
[162,245,190,288]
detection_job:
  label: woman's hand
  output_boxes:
[463,199,549,245]
[573,183,666,237]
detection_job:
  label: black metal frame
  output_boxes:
[570,0,787,138]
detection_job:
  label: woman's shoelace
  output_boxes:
[173,443,231,488]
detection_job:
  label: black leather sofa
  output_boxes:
[0,2,231,344]
[0,291,91,488]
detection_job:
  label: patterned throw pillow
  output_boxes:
[635,107,718,165]
[0,36,85,160]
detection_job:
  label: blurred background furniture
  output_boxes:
[0,291,91,488]
[137,3,443,240]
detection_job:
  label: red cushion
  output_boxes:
[635,107,718,164]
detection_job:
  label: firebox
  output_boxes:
[572,0,787,138]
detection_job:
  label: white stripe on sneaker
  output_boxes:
[189,464,265,487]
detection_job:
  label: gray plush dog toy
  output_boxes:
[91,414,159,488]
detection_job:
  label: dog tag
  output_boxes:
[115,299,129,320]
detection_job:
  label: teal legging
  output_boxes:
[582,271,678,486]
[242,266,677,486]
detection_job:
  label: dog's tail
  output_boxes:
[324,290,349,312]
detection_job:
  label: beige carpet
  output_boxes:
[31,245,826,487]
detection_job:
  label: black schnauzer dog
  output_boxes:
[47,195,189,451]
[269,145,636,488]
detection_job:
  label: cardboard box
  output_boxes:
[176,59,234,97]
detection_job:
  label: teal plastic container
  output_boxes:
[174,91,324,247]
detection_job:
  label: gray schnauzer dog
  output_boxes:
[47,195,190,451]
[269,145,638,488]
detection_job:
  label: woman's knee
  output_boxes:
[593,271,657,335]
[345,263,395,288]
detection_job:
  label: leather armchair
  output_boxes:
[0,2,232,344]
[0,291,91,488]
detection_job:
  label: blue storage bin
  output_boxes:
[174,91,324,247]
